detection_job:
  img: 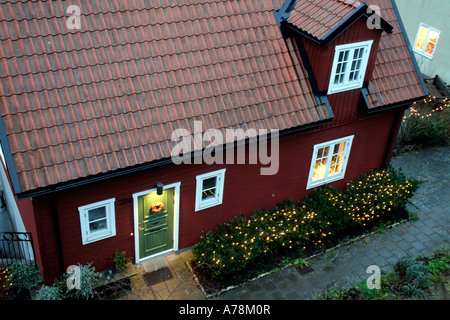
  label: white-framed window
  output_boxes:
[328,40,373,94]
[306,135,354,189]
[195,169,226,211]
[79,198,116,245]
[413,23,440,58]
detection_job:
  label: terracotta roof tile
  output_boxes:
[0,0,330,193]
[287,0,360,40]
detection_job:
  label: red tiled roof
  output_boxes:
[0,0,330,193]
[366,0,427,108]
[287,0,361,40]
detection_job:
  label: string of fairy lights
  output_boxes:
[402,95,449,122]
[327,171,415,227]
[195,168,418,276]
[0,267,12,299]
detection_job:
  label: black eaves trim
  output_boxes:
[16,117,333,200]
[361,87,427,113]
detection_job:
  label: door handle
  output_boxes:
[139,223,144,231]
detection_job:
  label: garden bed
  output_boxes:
[189,167,419,297]
[190,208,410,297]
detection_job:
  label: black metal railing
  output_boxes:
[0,232,36,266]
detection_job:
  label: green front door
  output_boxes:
[138,188,174,259]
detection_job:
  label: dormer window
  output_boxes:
[327,40,373,94]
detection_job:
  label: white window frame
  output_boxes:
[195,169,226,212]
[327,40,373,94]
[306,135,354,190]
[79,198,116,245]
[0,142,6,168]
[413,23,440,59]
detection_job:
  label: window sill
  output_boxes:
[413,49,434,59]
[195,200,222,212]
[83,231,115,245]
[327,84,363,95]
[306,175,345,190]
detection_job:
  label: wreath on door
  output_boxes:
[151,201,164,213]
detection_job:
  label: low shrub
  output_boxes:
[331,166,419,228]
[318,279,388,300]
[427,255,450,276]
[34,285,64,300]
[193,166,419,279]
[193,200,303,279]
[6,262,42,293]
[64,263,102,300]
[319,249,449,300]
[35,262,102,300]
[397,97,450,151]
[387,259,431,299]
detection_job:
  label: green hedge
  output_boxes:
[193,166,419,279]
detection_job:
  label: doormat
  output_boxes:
[143,267,174,287]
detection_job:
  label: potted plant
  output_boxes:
[110,249,132,272]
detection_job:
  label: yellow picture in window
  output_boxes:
[425,30,439,55]
[414,25,428,51]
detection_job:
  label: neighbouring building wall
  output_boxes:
[0,161,41,275]
[395,0,450,84]
[0,162,36,235]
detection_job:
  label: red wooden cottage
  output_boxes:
[0,0,427,284]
